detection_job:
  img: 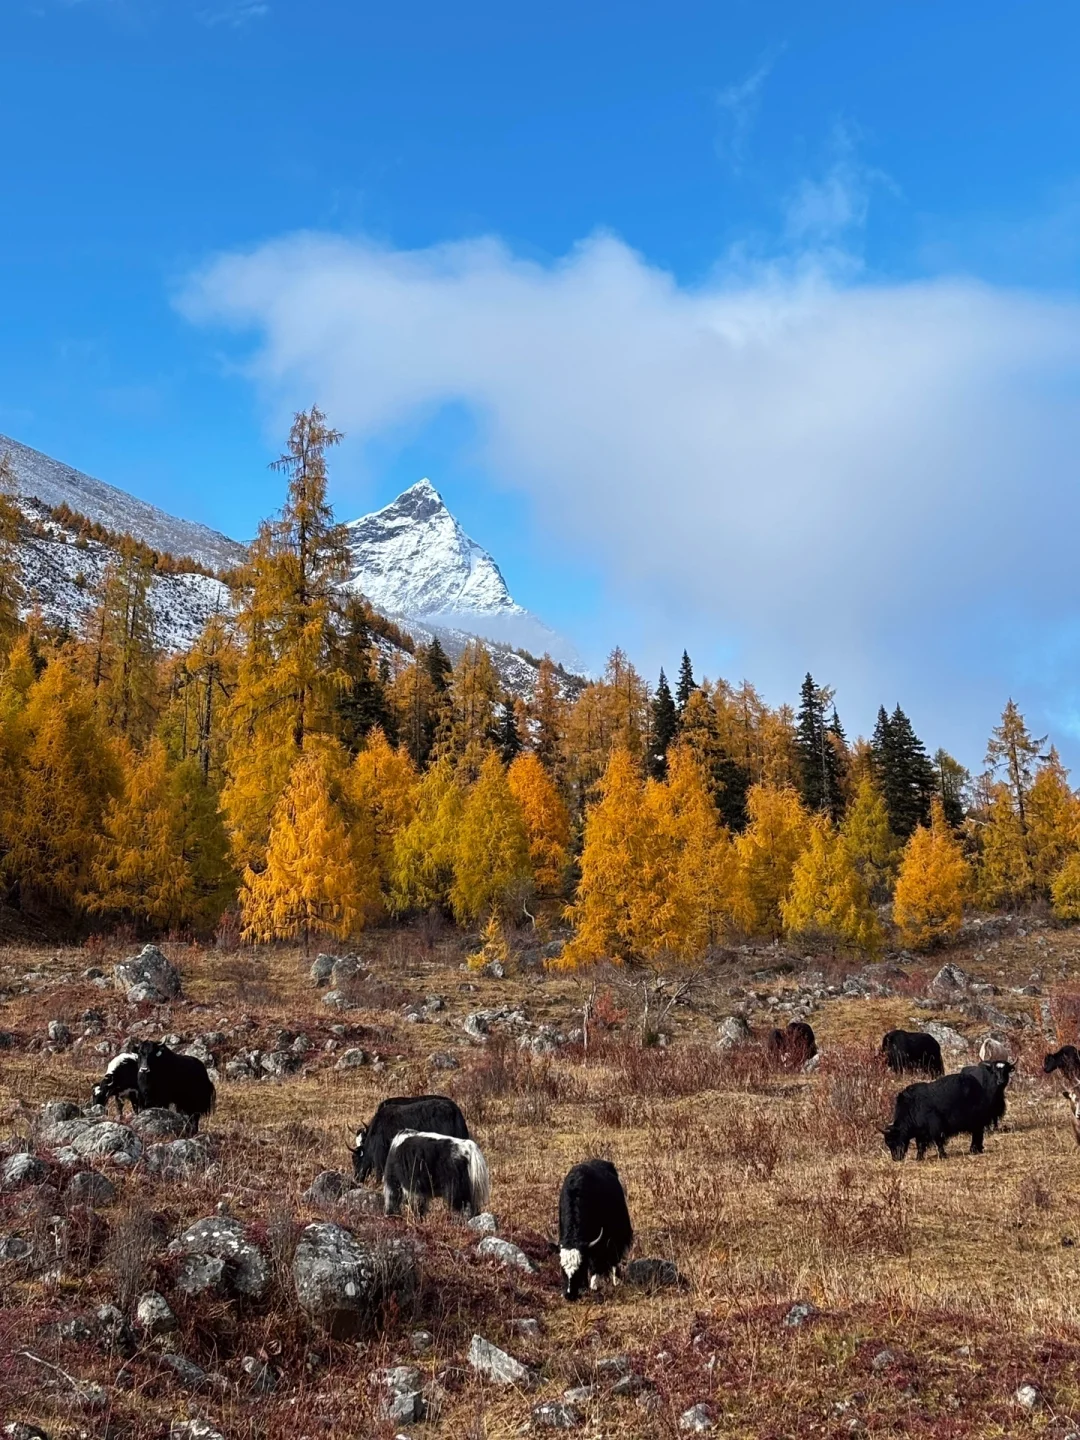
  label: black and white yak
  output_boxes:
[135,1041,216,1133]
[881,1029,944,1078]
[92,1053,142,1117]
[558,1158,634,1301]
[382,1131,490,1218]
[883,1071,998,1161]
[353,1095,469,1183]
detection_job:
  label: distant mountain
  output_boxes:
[0,433,245,574]
[344,479,580,668]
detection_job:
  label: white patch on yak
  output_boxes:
[105,1052,137,1075]
[560,1247,582,1280]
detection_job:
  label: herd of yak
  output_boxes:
[84,1022,1080,1301]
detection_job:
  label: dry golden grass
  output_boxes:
[3,925,1080,1437]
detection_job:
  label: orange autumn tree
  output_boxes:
[507,751,571,895]
[450,751,532,923]
[347,726,417,913]
[782,817,881,952]
[731,783,811,937]
[893,797,971,949]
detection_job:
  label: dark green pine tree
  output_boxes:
[713,752,751,833]
[873,703,936,838]
[795,673,843,819]
[675,650,696,714]
[827,707,849,820]
[423,637,454,761]
[496,696,523,765]
[335,597,396,752]
[648,669,679,779]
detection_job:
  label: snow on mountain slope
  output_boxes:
[16,498,231,652]
[0,433,245,574]
[344,479,580,667]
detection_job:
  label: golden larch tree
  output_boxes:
[840,775,897,899]
[893,797,971,949]
[450,751,532,923]
[347,727,417,911]
[391,757,466,913]
[507,751,571,896]
[240,739,374,944]
[731,783,811,937]
[1026,749,1080,893]
[783,817,881,952]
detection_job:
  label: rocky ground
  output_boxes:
[2,916,1080,1438]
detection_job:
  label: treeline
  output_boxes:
[48,502,217,579]
[0,411,1078,960]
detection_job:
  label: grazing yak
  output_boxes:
[883,1071,999,1161]
[767,1021,817,1066]
[961,1059,1014,1133]
[558,1158,634,1301]
[1044,1046,1080,1081]
[881,1029,944,1078]
[135,1041,216,1133]
[382,1131,490,1217]
[353,1095,469,1183]
[92,1053,142,1117]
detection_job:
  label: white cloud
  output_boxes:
[715,54,776,173]
[179,230,1080,760]
[196,1,268,27]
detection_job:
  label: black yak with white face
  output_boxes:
[881,1029,944,1078]
[883,1071,996,1161]
[558,1159,633,1301]
[135,1041,216,1133]
[92,1053,142,1117]
[1044,1046,1080,1081]
[353,1095,469,1183]
[382,1131,490,1217]
[961,1059,1014,1133]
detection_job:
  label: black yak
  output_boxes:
[558,1158,634,1301]
[382,1131,490,1218]
[353,1095,469,1183]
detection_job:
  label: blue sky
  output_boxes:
[3,0,1080,764]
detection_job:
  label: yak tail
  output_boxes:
[205,1082,217,1114]
[465,1140,491,1212]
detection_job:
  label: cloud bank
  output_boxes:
[180,231,1080,761]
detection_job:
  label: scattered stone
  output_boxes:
[625,1257,684,1289]
[241,1355,277,1394]
[477,1235,535,1272]
[338,1187,385,1218]
[136,1290,177,1336]
[310,953,337,986]
[717,1015,753,1049]
[330,955,366,989]
[129,1107,189,1138]
[467,1333,536,1387]
[782,1301,818,1328]
[322,990,351,1011]
[145,1138,211,1178]
[260,1050,300,1078]
[335,1048,369,1070]
[4,1427,51,1440]
[94,1302,135,1354]
[429,1051,460,1070]
[2,1153,47,1190]
[1016,1383,1042,1411]
[463,1007,528,1042]
[563,1385,596,1403]
[468,1211,498,1234]
[292,1222,418,1337]
[0,1235,33,1262]
[512,1318,542,1338]
[374,1365,426,1422]
[920,1022,968,1054]
[611,1372,652,1398]
[69,1121,142,1166]
[531,1400,581,1429]
[113,943,182,1004]
[160,1352,212,1391]
[291,1033,313,1054]
[303,1170,355,1206]
[168,1216,269,1299]
[65,1169,117,1206]
[679,1404,716,1433]
[871,1348,897,1372]
[225,1053,260,1081]
[929,964,970,997]
[595,1355,631,1378]
[47,1020,72,1047]
[40,1101,81,1126]
[410,1329,434,1355]
[169,1423,225,1440]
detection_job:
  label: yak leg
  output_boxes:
[969,1127,984,1155]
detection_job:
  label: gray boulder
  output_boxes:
[310,953,337,986]
[468,1211,498,1234]
[302,1170,355,1206]
[113,943,182,1004]
[129,1107,189,1138]
[625,1257,685,1289]
[532,1401,582,1429]
[169,1424,225,1440]
[66,1171,117,1206]
[467,1333,536,1387]
[70,1122,142,1166]
[241,1355,277,1394]
[373,1365,426,1422]
[0,1235,33,1262]
[929,963,970,997]
[464,1007,528,1042]
[160,1352,211,1391]
[292,1222,418,1337]
[136,1290,177,1336]
[145,1139,211,1178]
[40,1101,81,1126]
[330,955,366,989]
[921,1021,969,1054]
[47,1021,72,1048]
[168,1216,268,1299]
[717,1015,753,1049]
[335,1048,369,1070]
[2,1153,47,1190]
[680,1404,716,1432]
[477,1236,535,1273]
